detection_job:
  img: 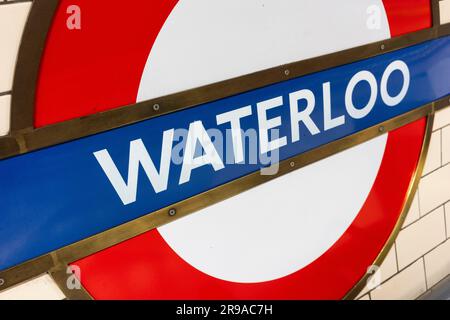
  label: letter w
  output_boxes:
[93,130,174,205]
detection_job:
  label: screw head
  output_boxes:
[0,278,5,287]
[284,69,290,76]
[168,208,177,217]
[380,44,385,50]
[153,104,160,111]
[290,162,295,168]
[379,126,385,133]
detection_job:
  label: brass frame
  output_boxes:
[0,0,449,300]
[0,101,441,300]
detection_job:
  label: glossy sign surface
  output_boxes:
[0,0,439,300]
[0,37,448,271]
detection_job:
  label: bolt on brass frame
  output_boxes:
[0,0,448,299]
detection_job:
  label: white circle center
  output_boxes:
[138,0,391,283]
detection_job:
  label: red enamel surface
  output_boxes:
[72,119,426,300]
[382,0,432,36]
[34,0,178,127]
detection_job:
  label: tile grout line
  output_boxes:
[369,237,450,298]
[442,127,444,164]
[443,202,449,239]
[422,257,429,290]
[421,153,447,179]
[394,242,400,273]
[0,91,11,97]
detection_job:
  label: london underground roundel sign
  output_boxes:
[0,0,448,300]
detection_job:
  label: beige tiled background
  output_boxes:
[0,275,65,300]
[441,0,450,24]
[0,0,31,136]
[359,107,450,300]
[0,0,449,300]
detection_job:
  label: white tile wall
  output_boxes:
[0,95,11,136]
[419,164,450,214]
[370,260,427,300]
[0,274,65,300]
[441,0,450,24]
[356,246,398,298]
[0,0,449,301]
[423,130,442,175]
[424,240,450,288]
[0,1,31,92]
[434,107,450,130]
[396,207,446,270]
[446,202,450,239]
[442,125,450,166]
[403,194,421,228]
[0,1,31,136]
[374,247,399,285]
